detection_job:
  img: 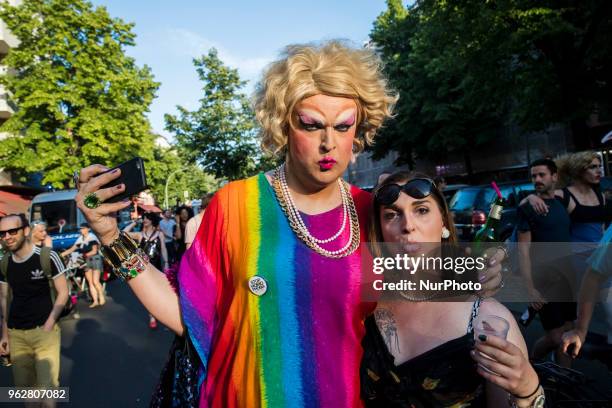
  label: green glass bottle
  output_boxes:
[474,182,505,253]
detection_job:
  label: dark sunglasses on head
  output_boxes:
[0,226,25,238]
[374,178,436,206]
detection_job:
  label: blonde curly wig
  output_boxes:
[555,151,601,188]
[254,40,397,156]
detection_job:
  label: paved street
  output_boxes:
[508,303,612,402]
[0,280,174,407]
[1,282,610,406]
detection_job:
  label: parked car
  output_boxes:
[442,183,470,202]
[449,181,534,241]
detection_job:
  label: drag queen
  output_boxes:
[74,40,504,407]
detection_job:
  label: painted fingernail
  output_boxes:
[479,274,486,282]
[478,334,487,342]
[112,168,120,173]
[116,184,124,190]
[489,258,497,266]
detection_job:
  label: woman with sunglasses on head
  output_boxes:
[30,221,53,248]
[73,41,504,407]
[361,172,543,408]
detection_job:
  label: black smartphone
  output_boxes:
[99,157,148,203]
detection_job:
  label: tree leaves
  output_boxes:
[370,0,612,167]
[0,0,159,188]
[164,48,260,181]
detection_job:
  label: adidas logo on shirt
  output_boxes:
[31,268,45,280]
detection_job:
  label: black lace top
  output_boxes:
[139,230,162,269]
[360,299,486,407]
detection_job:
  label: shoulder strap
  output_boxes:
[560,187,572,209]
[594,186,604,206]
[1,254,12,318]
[0,253,9,278]
[40,246,52,276]
[40,246,56,304]
[467,297,483,333]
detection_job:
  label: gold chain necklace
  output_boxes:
[272,165,360,258]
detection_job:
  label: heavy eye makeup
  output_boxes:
[297,113,356,132]
[333,114,356,132]
[297,114,324,131]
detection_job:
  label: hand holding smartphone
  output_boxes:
[99,157,148,203]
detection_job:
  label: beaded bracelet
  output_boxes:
[100,231,149,281]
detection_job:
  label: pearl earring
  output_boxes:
[441,227,450,239]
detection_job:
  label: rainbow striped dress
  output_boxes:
[178,173,373,407]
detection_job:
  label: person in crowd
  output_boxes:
[159,209,177,265]
[524,151,609,266]
[433,175,447,192]
[174,205,193,260]
[31,220,53,248]
[124,212,169,329]
[184,194,214,250]
[73,40,503,407]
[0,214,68,398]
[522,152,611,360]
[516,158,575,367]
[376,170,392,187]
[561,224,612,357]
[61,223,105,308]
[360,171,543,407]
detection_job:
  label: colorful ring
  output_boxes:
[84,192,101,209]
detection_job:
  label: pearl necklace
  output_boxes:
[278,163,348,244]
[272,164,360,258]
[399,289,441,302]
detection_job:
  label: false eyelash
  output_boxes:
[298,116,324,130]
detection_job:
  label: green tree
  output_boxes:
[370,0,612,167]
[0,0,159,188]
[165,48,260,181]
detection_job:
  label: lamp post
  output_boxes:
[164,167,186,210]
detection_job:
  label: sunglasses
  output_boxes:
[374,178,436,206]
[0,226,26,238]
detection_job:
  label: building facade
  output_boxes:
[0,0,21,186]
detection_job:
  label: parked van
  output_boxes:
[28,189,85,251]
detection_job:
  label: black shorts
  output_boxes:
[538,301,577,331]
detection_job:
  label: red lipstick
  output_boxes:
[318,157,337,170]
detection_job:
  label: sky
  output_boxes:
[89,0,390,140]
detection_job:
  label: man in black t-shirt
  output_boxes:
[0,213,68,389]
[517,159,575,367]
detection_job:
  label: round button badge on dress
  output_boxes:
[248,276,268,296]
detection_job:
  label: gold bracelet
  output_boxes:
[100,231,149,281]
